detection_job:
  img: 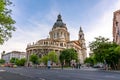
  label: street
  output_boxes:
[0,70,36,80]
[0,67,120,80]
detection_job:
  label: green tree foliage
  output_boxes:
[10,57,18,63]
[113,46,120,69]
[16,58,26,66]
[10,58,26,66]
[115,46,120,53]
[59,48,78,66]
[41,55,48,66]
[89,36,112,62]
[0,0,15,44]
[48,51,59,63]
[89,36,109,52]
[41,51,59,65]
[84,57,95,66]
[59,52,65,64]
[30,54,39,65]
[104,43,119,69]
[89,36,120,69]
[0,59,5,64]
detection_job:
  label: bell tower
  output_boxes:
[79,27,85,47]
[78,26,87,61]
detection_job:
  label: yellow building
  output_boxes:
[26,14,87,65]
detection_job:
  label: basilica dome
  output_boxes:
[52,14,67,30]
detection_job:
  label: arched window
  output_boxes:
[64,33,66,38]
[54,33,55,38]
[46,42,48,45]
[60,43,63,47]
[44,42,45,45]
[54,32,57,38]
[57,32,59,37]
[61,32,62,36]
[116,22,118,26]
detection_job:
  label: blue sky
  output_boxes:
[0,0,120,56]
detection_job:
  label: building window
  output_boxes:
[57,32,59,37]
[60,43,63,47]
[51,42,53,45]
[54,32,57,38]
[116,22,118,26]
[54,33,55,38]
[44,42,45,45]
[46,42,48,45]
[64,33,66,38]
[64,43,66,47]
[61,32,62,36]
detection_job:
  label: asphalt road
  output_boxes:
[0,67,120,80]
[0,70,37,80]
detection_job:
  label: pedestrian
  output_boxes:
[28,62,30,67]
[47,60,51,69]
[78,63,81,69]
[61,62,64,70]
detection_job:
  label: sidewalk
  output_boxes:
[52,67,98,71]
[99,69,120,73]
[80,67,98,71]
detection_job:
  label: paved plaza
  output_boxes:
[0,67,120,80]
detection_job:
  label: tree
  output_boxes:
[60,48,78,66]
[89,36,120,70]
[30,54,39,65]
[0,0,16,44]
[59,51,65,64]
[10,57,18,64]
[41,55,49,66]
[16,58,26,66]
[84,57,95,66]
[48,51,59,64]
[41,51,59,66]
[89,36,112,62]
[10,58,26,66]
[100,43,119,70]
[0,59,5,64]
[89,36,109,52]
[113,46,120,69]
[59,52,65,69]
[20,58,26,66]
[115,46,120,53]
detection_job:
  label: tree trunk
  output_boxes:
[112,62,116,70]
[117,59,120,70]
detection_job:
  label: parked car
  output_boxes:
[93,63,104,68]
[4,63,14,67]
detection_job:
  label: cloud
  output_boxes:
[85,0,120,43]
[1,0,120,58]
[84,0,120,56]
[0,23,51,53]
[68,26,79,40]
[0,1,59,53]
[45,10,59,22]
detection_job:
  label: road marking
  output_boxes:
[0,70,6,72]
[39,78,45,80]
[105,75,116,78]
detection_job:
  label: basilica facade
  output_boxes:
[26,14,87,65]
